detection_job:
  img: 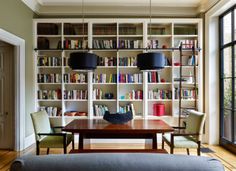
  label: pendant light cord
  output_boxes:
[82,0,85,49]
[149,0,152,48]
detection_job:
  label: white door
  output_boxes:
[0,42,14,149]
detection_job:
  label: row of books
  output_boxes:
[93,39,117,49]
[120,90,143,100]
[38,89,62,100]
[187,55,198,66]
[93,74,117,83]
[64,73,87,83]
[93,89,103,100]
[39,106,62,117]
[147,40,159,49]
[119,103,135,116]
[37,74,61,83]
[119,57,136,66]
[148,89,172,99]
[119,26,141,35]
[119,40,142,49]
[97,56,117,66]
[64,39,88,49]
[64,90,88,100]
[177,39,198,48]
[37,56,61,66]
[148,72,161,83]
[174,88,197,99]
[93,26,116,35]
[93,104,109,116]
[119,73,142,83]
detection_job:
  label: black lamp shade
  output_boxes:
[137,52,165,70]
[69,52,97,70]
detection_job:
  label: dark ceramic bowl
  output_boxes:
[103,111,133,124]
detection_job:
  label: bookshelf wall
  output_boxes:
[33,18,203,125]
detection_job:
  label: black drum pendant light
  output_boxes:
[137,52,165,70]
[69,52,97,71]
[68,0,97,71]
[137,0,165,71]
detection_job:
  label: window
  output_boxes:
[219,5,236,149]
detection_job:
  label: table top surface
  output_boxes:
[63,119,174,133]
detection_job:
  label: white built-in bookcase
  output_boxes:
[33,18,203,125]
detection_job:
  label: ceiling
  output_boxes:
[22,0,219,17]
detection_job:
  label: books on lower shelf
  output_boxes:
[119,57,136,66]
[93,104,109,116]
[93,89,103,99]
[64,73,87,83]
[177,39,198,48]
[174,88,197,99]
[148,71,161,83]
[119,103,136,116]
[147,40,159,49]
[37,89,62,100]
[148,89,172,99]
[37,74,61,83]
[93,39,116,49]
[119,73,142,83]
[120,90,143,100]
[97,56,117,66]
[39,106,62,117]
[187,55,198,65]
[93,74,117,83]
[64,90,88,100]
[37,56,61,66]
[64,39,88,49]
[119,40,142,49]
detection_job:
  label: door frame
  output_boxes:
[0,28,25,151]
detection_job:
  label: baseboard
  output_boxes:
[24,134,35,149]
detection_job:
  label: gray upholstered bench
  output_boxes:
[10,153,224,171]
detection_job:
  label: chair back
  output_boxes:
[31,111,51,141]
[185,110,206,141]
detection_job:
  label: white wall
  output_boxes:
[205,0,236,144]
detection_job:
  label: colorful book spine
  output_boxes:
[37,89,62,100]
[37,74,61,83]
[37,56,61,66]
[97,56,117,66]
[64,90,88,100]
[119,73,142,83]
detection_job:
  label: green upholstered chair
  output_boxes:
[162,110,206,156]
[31,111,74,155]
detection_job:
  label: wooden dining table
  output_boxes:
[63,119,174,153]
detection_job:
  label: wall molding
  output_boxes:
[0,29,25,151]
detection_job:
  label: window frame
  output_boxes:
[219,4,236,148]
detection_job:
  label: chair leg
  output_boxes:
[36,141,40,155]
[170,147,174,154]
[186,148,190,155]
[47,148,50,155]
[72,133,75,150]
[161,134,164,149]
[197,141,201,156]
[64,146,67,154]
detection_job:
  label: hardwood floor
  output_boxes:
[1,143,236,171]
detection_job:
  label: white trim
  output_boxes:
[24,134,35,149]
[205,0,235,145]
[21,0,40,14]
[0,29,25,151]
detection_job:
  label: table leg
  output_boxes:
[152,134,157,149]
[79,133,84,149]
